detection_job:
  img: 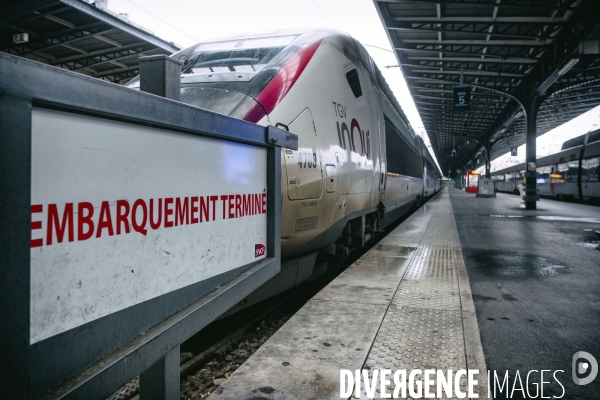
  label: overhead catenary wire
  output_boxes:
[121,0,201,43]
[364,44,394,53]
[312,0,334,29]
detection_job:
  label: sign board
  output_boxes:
[466,170,479,193]
[477,178,496,198]
[30,108,268,343]
[511,147,518,156]
[454,86,471,111]
[0,52,294,399]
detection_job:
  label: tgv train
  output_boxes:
[127,28,442,306]
[492,130,600,203]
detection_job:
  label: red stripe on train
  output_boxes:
[242,40,323,123]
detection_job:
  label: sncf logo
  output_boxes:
[255,243,266,258]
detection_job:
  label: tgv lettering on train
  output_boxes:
[333,101,371,159]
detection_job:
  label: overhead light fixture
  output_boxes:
[557,58,579,76]
[13,33,29,44]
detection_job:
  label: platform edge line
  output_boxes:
[448,191,491,400]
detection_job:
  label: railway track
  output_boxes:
[106,200,427,400]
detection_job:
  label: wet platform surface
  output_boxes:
[207,189,600,399]
[209,189,487,399]
[450,189,600,399]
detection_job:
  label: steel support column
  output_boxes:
[524,93,543,210]
[485,136,491,179]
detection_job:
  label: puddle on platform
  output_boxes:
[372,244,417,257]
[577,240,600,249]
[472,294,497,302]
[467,250,567,278]
[395,246,417,257]
[489,215,600,223]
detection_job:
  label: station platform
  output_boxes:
[208,188,488,399]
[449,188,600,400]
[207,188,600,399]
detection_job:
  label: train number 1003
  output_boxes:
[298,152,318,169]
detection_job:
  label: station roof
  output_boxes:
[374,0,600,176]
[0,0,181,84]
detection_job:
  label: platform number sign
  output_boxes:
[454,86,470,111]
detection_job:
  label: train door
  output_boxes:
[337,62,373,195]
[423,160,428,197]
[375,91,386,204]
[285,108,322,200]
[360,74,385,205]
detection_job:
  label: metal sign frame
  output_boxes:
[0,52,296,400]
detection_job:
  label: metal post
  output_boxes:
[524,95,542,210]
[485,138,491,179]
[139,346,180,400]
[0,96,31,400]
[139,55,182,101]
[137,54,184,400]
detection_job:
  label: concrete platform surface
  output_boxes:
[450,189,600,400]
[208,189,487,400]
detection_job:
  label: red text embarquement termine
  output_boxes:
[31,191,267,248]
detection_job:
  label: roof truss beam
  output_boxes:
[387,22,561,41]
[51,40,147,64]
[44,14,76,29]
[406,65,526,78]
[406,56,538,64]
[393,16,567,24]
[402,39,549,46]
[377,0,582,13]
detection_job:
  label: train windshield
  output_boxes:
[125,30,328,123]
[181,35,297,81]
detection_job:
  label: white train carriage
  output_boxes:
[420,135,442,198]
[127,28,441,305]
[492,165,524,194]
[492,130,600,203]
[536,138,600,201]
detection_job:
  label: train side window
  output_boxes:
[583,157,599,182]
[557,163,569,173]
[345,68,363,98]
[564,162,579,183]
[538,166,552,182]
[384,117,422,178]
